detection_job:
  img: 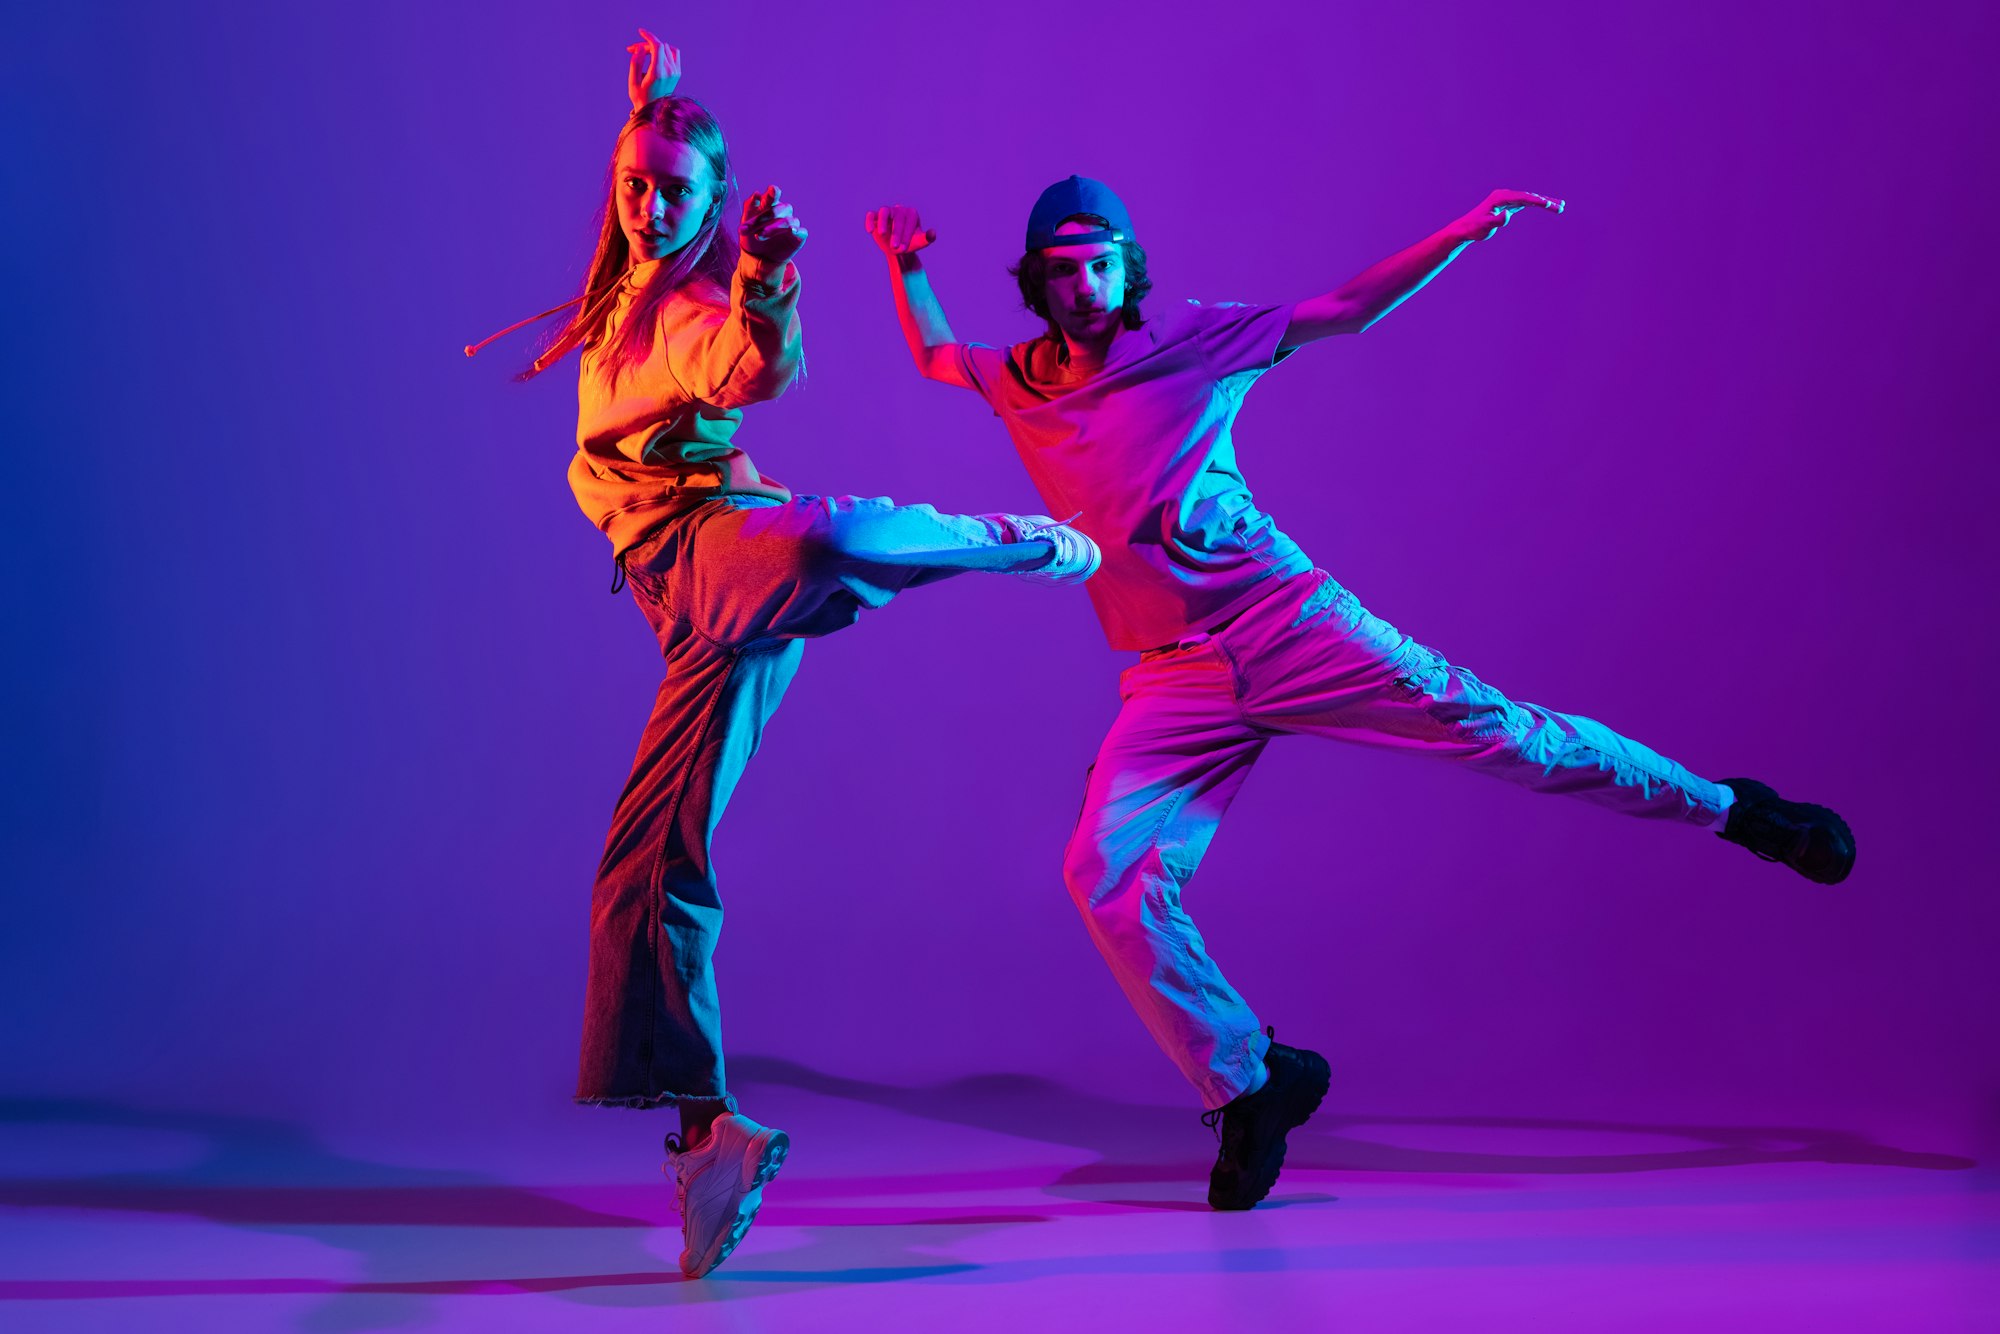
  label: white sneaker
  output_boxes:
[665,1112,790,1278]
[992,513,1102,586]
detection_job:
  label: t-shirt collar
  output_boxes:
[1033,321,1152,386]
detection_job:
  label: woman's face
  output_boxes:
[614,126,720,266]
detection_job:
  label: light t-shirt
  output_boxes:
[954,300,1311,651]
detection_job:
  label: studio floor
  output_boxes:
[3,1062,1992,1333]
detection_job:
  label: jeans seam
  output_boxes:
[1209,635,1252,724]
[1394,645,1695,798]
[641,650,742,1099]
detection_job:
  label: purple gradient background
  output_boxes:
[5,1,1996,1158]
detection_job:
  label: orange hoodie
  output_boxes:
[569,252,802,555]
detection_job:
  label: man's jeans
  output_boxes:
[576,493,1044,1109]
[1061,568,1729,1111]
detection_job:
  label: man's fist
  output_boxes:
[865,205,937,256]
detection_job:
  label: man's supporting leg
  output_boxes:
[1062,631,1337,1209]
[1062,638,1275,1111]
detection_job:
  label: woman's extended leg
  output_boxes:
[676,494,1097,644]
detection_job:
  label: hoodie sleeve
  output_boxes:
[664,253,804,410]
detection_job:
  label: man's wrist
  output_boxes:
[1452,209,1501,245]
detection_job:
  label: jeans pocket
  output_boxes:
[1068,763,1098,844]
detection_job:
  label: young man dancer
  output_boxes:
[864,178,1855,1211]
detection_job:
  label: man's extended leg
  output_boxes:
[1225,570,1850,880]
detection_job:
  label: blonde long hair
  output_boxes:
[522,96,739,382]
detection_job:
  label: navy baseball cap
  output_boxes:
[1025,175,1134,252]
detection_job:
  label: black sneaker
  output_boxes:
[1202,1031,1331,1211]
[1717,777,1855,884]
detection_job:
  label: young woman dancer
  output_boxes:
[865,177,1855,1212]
[484,35,1099,1278]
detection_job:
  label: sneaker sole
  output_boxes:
[1719,779,1856,885]
[1212,1053,1332,1211]
[1798,804,1855,884]
[1008,527,1101,586]
[681,1128,790,1278]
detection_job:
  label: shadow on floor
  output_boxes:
[730,1054,1977,1193]
[0,1075,1977,1317]
[0,1098,681,1326]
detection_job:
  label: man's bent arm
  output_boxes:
[1282,189,1564,348]
[867,205,974,388]
[885,251,973,386]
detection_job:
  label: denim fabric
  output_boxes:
[1061,568,1729,1110]
[576,493,1038,1108]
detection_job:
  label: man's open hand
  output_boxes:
[1459,189,1565,242]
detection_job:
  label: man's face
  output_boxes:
[1040,219,1127,343]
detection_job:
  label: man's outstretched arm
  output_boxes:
[865,204,976,388]
[1281,189,1565,348]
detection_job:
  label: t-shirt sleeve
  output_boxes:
[951,342,1010,404]
[1187,300,1298,380]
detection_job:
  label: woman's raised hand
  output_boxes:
[742,187,807,268]
[864,204,937,256]
[626,29,682,109]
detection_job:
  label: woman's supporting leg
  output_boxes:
[575,631,805,1111]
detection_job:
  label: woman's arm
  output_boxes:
[675,186,807,410]
[626,28,682,108]
[865,204,975,389]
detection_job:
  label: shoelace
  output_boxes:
[1027,512,1089,573]
[664,1132,690,1220]
[1016,511,1083,549]
[1740,804,1814,865]
[1201,1025,1280,1142]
